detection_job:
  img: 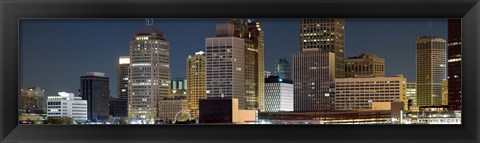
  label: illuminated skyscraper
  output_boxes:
[447,19,462,111]
[345,54,385,78]
[128,22,171,123]
[293,51,335,111]
[416,36,446,106]
[274,58,292,80]
[230,19,265,111]
[186,51,206,118]
[300,18,345,78]
[80,72,110,121]
[117,56,130,100]
[206,23,246,109]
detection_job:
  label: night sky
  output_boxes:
[20,18,447,98]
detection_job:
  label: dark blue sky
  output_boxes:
[20,18,447,97]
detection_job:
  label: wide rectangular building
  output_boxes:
[334,75,407,110]
[345,54,385,78]
[47,92,88,123]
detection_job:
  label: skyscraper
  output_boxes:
[447,19,462,111]
[300,18,345,78]
[345,54,385,78]
[20,86,46,113]
[80,72,110,121]
[293,18,341,111]
[442,79,448,106]
[274,58,292,80]
[128,22,171,122]
[117,56,130,100]
[293,51,335,111]
[186,51,207,118]
[230,19,265,111]
[206,23,246,109]
[416,36,446,106]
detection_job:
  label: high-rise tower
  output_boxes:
[447,19,462,111]
[186,51,207,118]
[416,36,446,106]
[128,22,171,123]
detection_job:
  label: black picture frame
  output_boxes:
[1,0,479,143]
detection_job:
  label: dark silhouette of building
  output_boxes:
[447,19,462,111]
[80,72,110,121]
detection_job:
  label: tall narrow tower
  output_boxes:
[447,19,462,111]
[230,19,265,111]
[416,36,446,106]
[128,21,171,123]
[186,51,207,118]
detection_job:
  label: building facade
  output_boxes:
[447,19,462,111]
[128,23,171,122]
[274,58,292,80]
[442,79,448,106]
[206,23,246,109]
[231,19,265,111]
[186,51,207,118]
[334,75,407,110]
[80,72,110,121]
[109,97,128,118]
[406,82,417,110]
[345,54,385,78]
[264,76,294,112]
[20,86,46,113]
[300,18,345,78]
[47,92,88,123]
[416,37,446,106]
[158,96,188,122]
[293,51,335,111]
[117,56,130,100]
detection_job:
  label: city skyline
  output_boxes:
[20,18,448,98]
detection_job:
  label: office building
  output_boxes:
[334,75,407,110]
[128,22,171,122]
[345,54,385,78]
[406,82,417,110]
[80,72,110,121]
[186,51,207,118]
[416,36,446,106]
[20,86,46,113]
[206,23,246,109]
[447,19,462,111]
[264,76,294,112]
[293,51,335,111]
[117,56,130,100]
[230,19,265,111]
[158,96,188,122]
[47,92,88,123]
[274,58,292,80]
[300,18,345,78]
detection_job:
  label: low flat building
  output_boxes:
[256,110,398,124]
[158,96,188,122]
[47,92,88,123]
[334,75,407,110]
[199,98,257,124]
